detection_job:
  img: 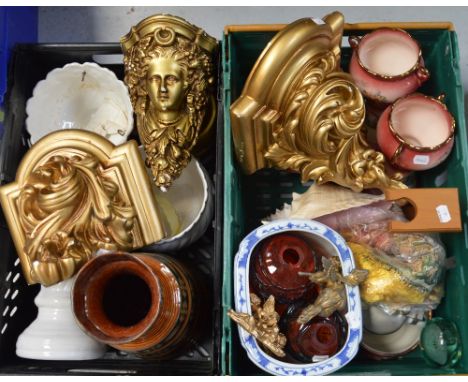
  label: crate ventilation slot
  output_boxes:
[9,306,17,317]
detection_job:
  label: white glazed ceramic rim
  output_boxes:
[26,62,133,145]
[361,321,425,358]
[155,159,210,245]
[388,93,456,152]
[356,28,422,80]
[233,219,362,376]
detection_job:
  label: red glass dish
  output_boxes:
[284,308,347,362]
[250,233,316,303]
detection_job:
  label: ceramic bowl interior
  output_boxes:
[363,305,407,335]
[140,147,209,246]
[362,320,425,359]
[391,95,454,149]
[233,220,362,376]
[26,62,133,145]
[358,29,420,77]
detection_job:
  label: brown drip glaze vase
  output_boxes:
[72,252,203,359]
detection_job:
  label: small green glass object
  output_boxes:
[420,317,462,368]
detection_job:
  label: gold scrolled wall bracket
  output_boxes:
[0,130,165,286]
[230,12,405,192]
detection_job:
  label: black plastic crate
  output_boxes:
[0,43,223,376]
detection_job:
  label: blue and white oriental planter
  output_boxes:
[233,219,363,376]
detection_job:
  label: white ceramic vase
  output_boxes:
[16,276,106,360]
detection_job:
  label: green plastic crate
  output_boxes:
[222,22,468,375]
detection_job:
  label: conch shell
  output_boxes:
[264,183,384,223]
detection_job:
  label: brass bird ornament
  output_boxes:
[297,257,368,324]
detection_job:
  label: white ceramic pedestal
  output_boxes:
[16,276,106,360]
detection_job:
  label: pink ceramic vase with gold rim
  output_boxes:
[72,252,204,359]
[349,28,429,104]
[376,93,455,171]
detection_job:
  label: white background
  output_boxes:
[38,6,468,119]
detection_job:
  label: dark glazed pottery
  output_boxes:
[283,305,348,362]
[250,233,316,303]
[72,252,203,359]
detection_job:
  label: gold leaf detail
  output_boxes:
[266,51,404,192]
[18,155,136,286]
[122,15,216,188]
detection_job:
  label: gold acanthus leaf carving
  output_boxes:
[18,155,136,286]
[265,51,404,192]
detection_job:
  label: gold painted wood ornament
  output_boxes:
[297,257,368,324]
[228,293,287,358]
[230,12,405,192]
[0,130,165,286]
[121,14,217,189]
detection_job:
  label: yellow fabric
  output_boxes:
[348,242,426,304]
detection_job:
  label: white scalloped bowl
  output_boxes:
[26,62,133,145]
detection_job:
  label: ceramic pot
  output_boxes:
[72,252,204,359]
[16,276,106,360]
[349,28,429,104]
[363,305,408,335]
[234,219,363,376]
[26,62,133,145]
[140,149,214,252]
[362,321,425,360]
[250,233,317,303]
[376,93,455,171]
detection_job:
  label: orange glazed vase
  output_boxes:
[72,252,203,359]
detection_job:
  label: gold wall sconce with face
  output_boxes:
[230,12,405,192]
[0,130,166,286]
[121,14,217,189]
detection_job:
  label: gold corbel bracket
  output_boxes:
[230,12,404,192]
[0,130,165,286]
